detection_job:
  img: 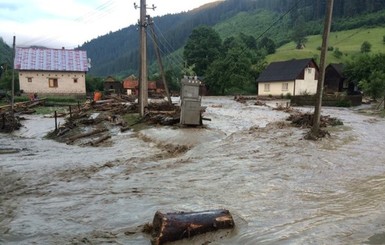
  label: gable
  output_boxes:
[256,59,318,83]
[14,47,89,72]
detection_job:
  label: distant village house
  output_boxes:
[14,47,89,95]
[103,76,123,94]
[256,58,319,96]
[122,75,164,97]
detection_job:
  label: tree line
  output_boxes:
[78,0,385,78]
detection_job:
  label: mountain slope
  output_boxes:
[267,26,385,64]
[0,38,13,66]
[79,0,385,77]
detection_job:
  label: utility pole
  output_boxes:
[11,36,16,115]
[135,1,156,116]
[311,0,334,138]
[148,16,172,104]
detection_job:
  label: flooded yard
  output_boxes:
[1,96,385,244]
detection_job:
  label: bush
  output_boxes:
[333,48,343,59]
[361,41,372,53]
[285,93,292,99]
[335,99,351,107]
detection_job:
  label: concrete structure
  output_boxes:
[180,76,203,126]
[14,47,89,95]
[256,59,319,96]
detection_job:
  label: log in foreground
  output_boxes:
[151,209,235,245]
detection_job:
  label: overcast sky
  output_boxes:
[0,0,219,48]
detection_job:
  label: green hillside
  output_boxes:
[267,27,385,64]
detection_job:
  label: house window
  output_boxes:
[73,78,78,83]
[28,77,33,83]
[49,78,58,88]
[264,83,270,92]
[282,83,288,91]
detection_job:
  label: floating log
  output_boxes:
[151,209,235,245]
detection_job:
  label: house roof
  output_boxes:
[104,76,118,83]
[123,80,138,89]
[14,47,89,72]
[327,63,344,77]
[256,58,317,82]
[122,80,157,89]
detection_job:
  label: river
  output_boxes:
[1,96,385,245]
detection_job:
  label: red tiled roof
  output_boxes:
[122,80,157,89]
[123,80,138,89]
[14,47,89,72]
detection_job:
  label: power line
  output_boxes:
[153,22,185,64]
[254,0,304,42]
[146,28,184,70]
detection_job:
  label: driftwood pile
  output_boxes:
[49,97,180,146]
[0,99,46,133]
[0,111,22,133]
[286,111,343,128]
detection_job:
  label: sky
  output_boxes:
[0,0,219,49]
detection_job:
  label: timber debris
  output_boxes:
[0,111,21,133]
[48,96,180,146]
[147,209,235,245]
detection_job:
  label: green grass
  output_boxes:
[267,27,385,64]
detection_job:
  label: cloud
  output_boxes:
[0,2,18,10]
[0,0,218,48]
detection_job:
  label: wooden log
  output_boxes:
[67,128,107,143]
[57,127,70,137]
[151,209,235,245]
[120,125,131,132]
[90,134,111,146]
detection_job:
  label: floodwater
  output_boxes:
[1,96,385,245]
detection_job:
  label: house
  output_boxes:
[256,58,319,96]
[122,76,139,95]
[103,76,123,94]
[324,63,357,94]
[122,75,161,97]
[14,47,89,95]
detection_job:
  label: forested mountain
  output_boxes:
[0,38,12,67]
[79,0,385,77]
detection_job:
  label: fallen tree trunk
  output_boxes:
[151,209,234,245]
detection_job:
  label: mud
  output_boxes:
[1,97,385,244]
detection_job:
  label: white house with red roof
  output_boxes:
[14,47,90,95]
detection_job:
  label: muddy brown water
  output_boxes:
[1,96,385,244]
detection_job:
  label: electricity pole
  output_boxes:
[148,15,172,104]
[135,0,156,116]
[11,36,16,115]
[139,0,148,116]
[311,0,334,137]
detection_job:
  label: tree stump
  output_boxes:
[151,209,235,245]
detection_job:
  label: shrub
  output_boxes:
[285,93,292,99]
[361,41,372,53]
[333,48,343,59]
[335,99,351,107]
